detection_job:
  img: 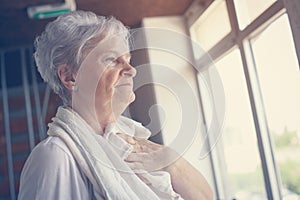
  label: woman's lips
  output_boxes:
[115,83,132,88]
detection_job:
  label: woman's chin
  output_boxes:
[129,93,136,103]
[110,92,135,117]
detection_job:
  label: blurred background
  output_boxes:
[0,0,299,199]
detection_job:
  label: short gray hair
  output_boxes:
[34,10,130,105]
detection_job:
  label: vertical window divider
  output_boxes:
[0,51,16,200]
[226,0,239,36]
[199,71,224,199]
[184,18,222,199]
[282,0,300,69]
[29,47,46,141]
[21,48,35,151]
[202,70,230,199]
[42,85,51,122]
[239,40,282,200]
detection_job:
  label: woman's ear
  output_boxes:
[57,64,75,91]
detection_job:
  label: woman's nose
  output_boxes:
[122,63,137,78]
[120,57,136,77]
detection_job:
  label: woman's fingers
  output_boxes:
[126,162,145,171]
[116,132,136,145]
[131,138,162,152]
[125,152,147,162]
[124,139,180,172]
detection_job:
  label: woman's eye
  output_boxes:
[103,57,117,66]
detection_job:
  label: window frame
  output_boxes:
[185,0,300,199]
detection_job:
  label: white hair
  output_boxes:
[34,10,130,104]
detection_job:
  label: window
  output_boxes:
[212,49,266,199]
[251,14,300,198]
[188,0,300,199]
[190,0,231,52]
[234,0,277,30]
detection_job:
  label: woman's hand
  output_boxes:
[122,136,213,200]
[122,137,180,172]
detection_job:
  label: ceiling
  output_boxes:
[0,0,193,48]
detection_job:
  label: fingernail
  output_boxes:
[127,137,136,145]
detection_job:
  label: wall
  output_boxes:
[130,15,215,189]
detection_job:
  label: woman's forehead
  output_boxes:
[96,38,130,55]
[98,32,129,47]
[81,33,130,63]
[105,50,131,57]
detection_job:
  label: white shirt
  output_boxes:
[18,136,101,200]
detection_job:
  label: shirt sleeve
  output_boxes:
[18,137,93,200]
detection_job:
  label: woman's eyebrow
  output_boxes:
[115,52,131,59]
[104,50,131,58]
[103,50,118,56]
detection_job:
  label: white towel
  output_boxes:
[102,116,182,199]
[47,106,181,199]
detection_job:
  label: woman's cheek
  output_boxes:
[114,87,135,105]
[95,79,113,105]
[107,68,121,86]
[96,69,118,97]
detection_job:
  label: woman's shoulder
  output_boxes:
[30,136,73,160]
[18,136,93,199]
[22,136,76,173]
[36,136,72,155]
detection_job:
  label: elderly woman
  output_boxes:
[18,11,213,200]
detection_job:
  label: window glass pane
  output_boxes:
[234,0,276,30]
[251,14,300,199]
[210,49,266,199]
[191,0,231,51]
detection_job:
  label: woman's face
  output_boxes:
[95,43,136,121]
[73,34,136,129]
